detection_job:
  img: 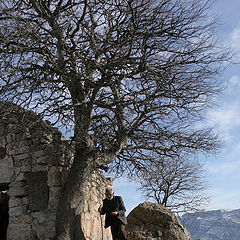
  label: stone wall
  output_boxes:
[81,172,112,240]
[0,101,111,240]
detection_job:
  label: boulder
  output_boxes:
[127,202,191,240]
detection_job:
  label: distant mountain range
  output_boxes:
[181,208,240,240]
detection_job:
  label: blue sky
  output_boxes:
[113,0,240,214]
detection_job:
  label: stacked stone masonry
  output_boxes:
[0,101,111,240]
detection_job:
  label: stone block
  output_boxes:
[8,185,28,197]
[7,223,31,240]
[9,181,25,187]
[9,196,28,208]
[33,150,45,158]
[31,211,55,223]
[8,124,22,134]
[13,156,33,167]
[8,116,18,123]
[20,165,32,172]
[16,173,26,181]
[16,132,29,142]
[48,187,62,210]
[0,137,6,147]
[46,153,60,165]
[9,215,33,224]
[35,155,49,164]
[0,159,14,183]
[32,165,46,172]
[6,133,16,144]
[30,220,55,240]
[0,126,7,136]
[9,205,27,216]
[8,146,30,155]
[14,153,32,161]
[48,168,62,186]
[27,171,48,212]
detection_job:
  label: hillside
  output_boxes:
[181,209,240,240]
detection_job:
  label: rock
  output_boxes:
[127,202,191,240]
[8,196,28,208]
[7,223,31,240]
[0,159,14,183]
[9,206,27,217]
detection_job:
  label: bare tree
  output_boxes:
[135,155,209,213]
[0,0,229,238]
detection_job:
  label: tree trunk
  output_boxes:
[55,147,95,240]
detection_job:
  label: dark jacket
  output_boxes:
[100,195,127,228]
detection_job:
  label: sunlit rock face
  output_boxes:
[126,201,191,240]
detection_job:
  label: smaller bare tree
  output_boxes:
[135,155,209,213]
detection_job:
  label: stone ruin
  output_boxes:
[0,101,193,240]
[0,101,112,240]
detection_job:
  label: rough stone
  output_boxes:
[8,146,30,155]
[31,211,56,223]
[7,223,31,240]
[27,171,48,212]
[30,220,56,240]
[15,173,26,181]
[0,136,7,147]
[8,186,28,197]
[48,187,61,210]
[0,159,14,183]
[127,202,192,240]
[9,206,27,217]
[0,101,112,240]
[8,196,28,208]
[20,165,32,172]
[6,133,16,144]
[9,181,25,188]
[48,167,62,186]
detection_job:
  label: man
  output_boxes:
[99,186,128,240]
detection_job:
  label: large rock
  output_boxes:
[127,202,191,240]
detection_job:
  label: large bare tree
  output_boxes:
[0,0,229,238]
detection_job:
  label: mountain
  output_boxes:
[181,209,240,240]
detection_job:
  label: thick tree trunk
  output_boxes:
[55,147,95,240]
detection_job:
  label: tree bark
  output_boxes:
[55,146,95,240]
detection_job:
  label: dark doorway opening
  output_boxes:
[0,184,9,240]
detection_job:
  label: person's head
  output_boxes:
[105,186,114,200]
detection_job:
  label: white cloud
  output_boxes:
[228,75,240,90]
[205,74,240,140]
[195,75,240,142]
[206,103,240,141]
[208,105,240,127]
[207,159,240,176]
[229,24,240,50]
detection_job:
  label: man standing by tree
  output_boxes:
[0,0,230,238]
[99,186,128,240]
